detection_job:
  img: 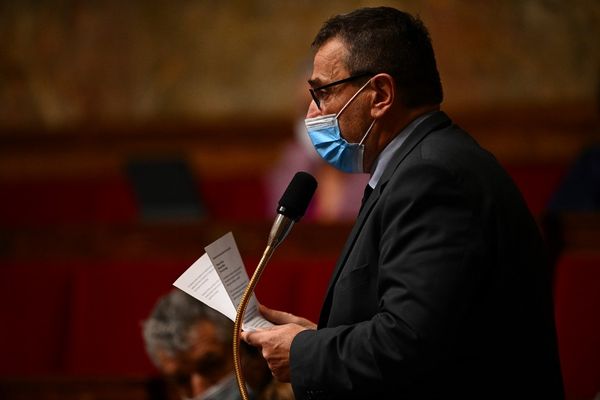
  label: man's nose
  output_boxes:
[306,100,321,119]
[188,373,205,398]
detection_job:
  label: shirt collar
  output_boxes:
[368,111,437,189]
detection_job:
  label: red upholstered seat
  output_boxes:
[0,174,269,226]
[0,177,138,227]
[199,175,268,222]
[249,257,336,324]
[64,261,184,376]
[502,163,566,216]
[0,262,73,375]
[554,253,600,399]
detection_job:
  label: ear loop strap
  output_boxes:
[359,119,376,145]
[356,119,376,173]
[336,78,372,118]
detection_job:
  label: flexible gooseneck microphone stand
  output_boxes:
[232,172,317,400]
[233,243,276,400]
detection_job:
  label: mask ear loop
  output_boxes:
[336,78,372,118]
[359,119,376,145]
[356,119,376,173]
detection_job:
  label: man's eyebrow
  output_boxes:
[307,78,322,87]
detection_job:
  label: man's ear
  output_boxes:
[370,74,395,119]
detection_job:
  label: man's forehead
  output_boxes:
[309,38,349,85]
[187,320,223,352]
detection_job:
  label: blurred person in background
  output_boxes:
[143,289,293,400]
[547,73,600,213]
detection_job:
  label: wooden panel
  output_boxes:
[0,119,292,179]
[0,104,597,180]
[451,103,598,164]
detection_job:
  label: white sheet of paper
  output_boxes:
[173,253,237,321]
[173,232,272,331]
[205,232,272,330]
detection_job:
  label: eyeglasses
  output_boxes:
[309,72,374,110]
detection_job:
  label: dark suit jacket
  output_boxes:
[290,112,564,399]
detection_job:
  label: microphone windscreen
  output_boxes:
[277,171,318,221]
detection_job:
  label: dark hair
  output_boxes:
[312,7,443,108]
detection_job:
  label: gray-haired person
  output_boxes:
[143,289,276,400]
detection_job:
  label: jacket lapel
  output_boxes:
[318,111,452,327]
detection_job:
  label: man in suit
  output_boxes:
[242,7,563,399]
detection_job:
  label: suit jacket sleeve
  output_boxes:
[290,158,487,399]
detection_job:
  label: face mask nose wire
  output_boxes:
[335,78,372,118]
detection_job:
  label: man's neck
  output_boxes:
[382,104,440,146]
[365,104,440,172]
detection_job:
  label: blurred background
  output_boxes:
[0,0,599,399]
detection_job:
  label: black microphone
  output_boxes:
[267,171,317,249]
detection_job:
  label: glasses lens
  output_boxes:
[309,89,321,110]
[308,72,373,111]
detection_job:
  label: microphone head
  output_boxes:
[277,171,318,221]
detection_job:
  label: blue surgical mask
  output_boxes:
[305,79,375,173]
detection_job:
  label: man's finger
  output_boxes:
[240,330,256,345]
[240,329,266,347]
[260,304,297,324]
[260,304,317,329]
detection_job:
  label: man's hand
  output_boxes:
[258,304,317,330]
[241,305,316,382]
